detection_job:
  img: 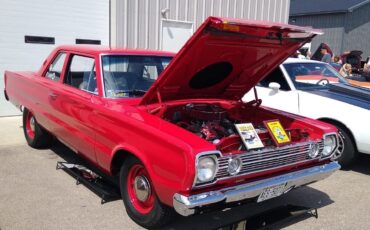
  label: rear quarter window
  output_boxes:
[45,52,66,81]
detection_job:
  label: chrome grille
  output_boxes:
[216,141,324,179]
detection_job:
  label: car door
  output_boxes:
[243,67,300,114]
[49,53,98,163]
[31,52,68,131]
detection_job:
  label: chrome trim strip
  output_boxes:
[217,158,319,179]
[173,161,340,216]
[215,140,323,182]
[193,140,324,189]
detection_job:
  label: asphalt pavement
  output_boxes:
[1,116,370,230]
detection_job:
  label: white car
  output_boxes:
[243,58,370,167]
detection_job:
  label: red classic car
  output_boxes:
[4,17,340,228]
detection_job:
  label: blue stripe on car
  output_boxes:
[303,84,370,110]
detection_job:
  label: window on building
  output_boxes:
[64,55,97,93]
[45,52,66,81]
[25,35,55,44]
[75,39,101,45]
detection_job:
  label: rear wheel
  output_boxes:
[119,156,174,228]
[331,125,356,168]
[23,108,53,148]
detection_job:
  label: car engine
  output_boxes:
[170,104,236,142]
[159,102,308,153]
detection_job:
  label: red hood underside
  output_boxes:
[141,17,322,105]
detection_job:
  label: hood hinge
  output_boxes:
[148,90,167,116]
[253,87,262,106]
[241,87,262,107]
[156,89,162,105]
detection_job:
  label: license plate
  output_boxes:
[257,183,287,202]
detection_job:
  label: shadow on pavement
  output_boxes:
[50,140,121,203]
[345,153,370,175]
[154,185,333,230]
[50,140,83,164]
[49,140,335,230]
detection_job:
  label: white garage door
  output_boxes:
[0,0,109,116]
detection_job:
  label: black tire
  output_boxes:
[23,108,53,148]
[119,156,175,228]
[332,125,356,168]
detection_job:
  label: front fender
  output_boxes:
[110,142,194,207]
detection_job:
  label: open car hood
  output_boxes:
[140,17,322,105]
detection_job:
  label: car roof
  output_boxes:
[283,58,324,64]
[55,45,176,57]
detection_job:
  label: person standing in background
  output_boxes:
[363,63,369,81]
[321,47,332,63]
[333,55,342,64]
[339,63,352,77]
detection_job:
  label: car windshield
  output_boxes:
[101,55,172,98]
[283,62,348,90]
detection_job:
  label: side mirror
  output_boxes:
[268,82,281,91]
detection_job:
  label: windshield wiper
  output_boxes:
[130,89,147,95]
[117,89,147,96]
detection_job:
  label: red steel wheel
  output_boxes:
[25,110,36,140]
[22,108,53,148]
[119,156,175,228]
[126,164,155,214]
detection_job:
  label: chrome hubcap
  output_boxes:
[29,117,36,133]
[332,131,344,160]
[134,176,151,202]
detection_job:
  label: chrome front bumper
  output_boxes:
[173,161,340,216]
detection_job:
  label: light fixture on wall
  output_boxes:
[161,8,169,19]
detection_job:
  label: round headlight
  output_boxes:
[323,135,336,156]
[228,157,242,176]
[308,142,320,158]
[197,156,217,183]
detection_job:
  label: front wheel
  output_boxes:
[119,156,175,228]
[23,108,53,148]
[331,125,356,168]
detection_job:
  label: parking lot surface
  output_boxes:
[1,116,370,230]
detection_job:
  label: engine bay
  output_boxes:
[160,102,310,153]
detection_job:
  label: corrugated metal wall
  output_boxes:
[112,0,291,50]
[289,3,370,57]
[343,3,370,57]
[289,13,345,56]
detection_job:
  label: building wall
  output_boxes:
[112,0,291,50]
[289,13,345,56]
[289,2,370,58]
[0,0,109,116]
[343,3,370,57]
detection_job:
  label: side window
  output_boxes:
[259,68,290,91]
[45,53,66,81]
[143,65,158,80]
[64,55,97,93]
